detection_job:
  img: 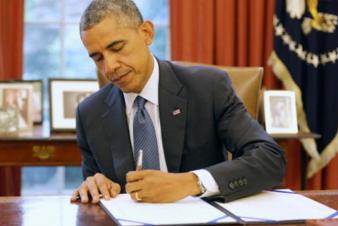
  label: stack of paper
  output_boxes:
[216,190,338,224]
[100,189,338,225]
[100,195,236,225]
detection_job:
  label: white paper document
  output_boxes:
[100,190,338,225]
[100,194,236,225]
[216,190,338,223]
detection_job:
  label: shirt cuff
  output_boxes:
[192,169,220,197]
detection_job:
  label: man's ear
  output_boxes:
[139,20,155,46]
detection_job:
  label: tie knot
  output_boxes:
[135,96,146,110]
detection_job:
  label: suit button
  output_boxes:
[238,179,244,186]
[243,178,248,185]
[234,180,239,188]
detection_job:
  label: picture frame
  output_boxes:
[0,108,19,135]
[3,80,43,124]
[263,90,298,134]
[0,82,34,132]
[49,79,99,132]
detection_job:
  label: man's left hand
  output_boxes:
[125,170,201,203]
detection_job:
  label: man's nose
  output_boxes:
[103,54,121,74]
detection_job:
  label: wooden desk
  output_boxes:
[0,124,80,166]
[0,190,337,226]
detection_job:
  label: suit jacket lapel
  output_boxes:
[158,61,187,172]
[99,60,187,178]
[101,86,134,186]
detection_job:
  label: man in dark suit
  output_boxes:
[71,0,286,204]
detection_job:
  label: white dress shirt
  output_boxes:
[123,56,220,197]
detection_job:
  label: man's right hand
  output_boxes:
[70,173,121,204]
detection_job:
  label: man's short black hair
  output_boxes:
[80,0,144,31]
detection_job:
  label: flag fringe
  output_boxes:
[307,132,338,178]
[268,51,323,177]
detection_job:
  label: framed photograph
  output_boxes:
[0,82,34,132]
[264,90,298,134]
[0,108,19,135]
[49,79,99,132]
[2,80,43,124]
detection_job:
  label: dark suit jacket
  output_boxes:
[76,60,286,202]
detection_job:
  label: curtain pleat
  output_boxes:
[0,0,24,196]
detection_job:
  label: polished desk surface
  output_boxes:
[0,196,116,226]
[0,190,337,226]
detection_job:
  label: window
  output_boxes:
[23,0,169,195]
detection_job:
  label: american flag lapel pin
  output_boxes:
[172,108,181,116]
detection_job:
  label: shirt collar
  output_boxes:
[124,55,159,114]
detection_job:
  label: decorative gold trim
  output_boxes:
[268,51,320,164]
[307,131,338,177]
[268,51,338,178]
[32,145,55,160]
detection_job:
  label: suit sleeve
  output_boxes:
[206,72,286,202]
[76,106,100,179]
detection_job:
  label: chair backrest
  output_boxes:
[97,62,263,119]
[174,62,263,119]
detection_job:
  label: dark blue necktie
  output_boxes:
[133,96,160,170]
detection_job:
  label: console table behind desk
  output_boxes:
[0,126,322,190]
[271,132,321,190]
[0,190,337,226]
[0,127,321,189]
[0,125,81,166]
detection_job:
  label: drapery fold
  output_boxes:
[170,0,280,89]
[0,0,24,195]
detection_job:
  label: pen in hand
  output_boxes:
[136,149,143,171]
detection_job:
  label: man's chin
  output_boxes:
[118,85,140,94]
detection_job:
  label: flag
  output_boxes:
[269,0,338,178]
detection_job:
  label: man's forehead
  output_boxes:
[80,17,138,53]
